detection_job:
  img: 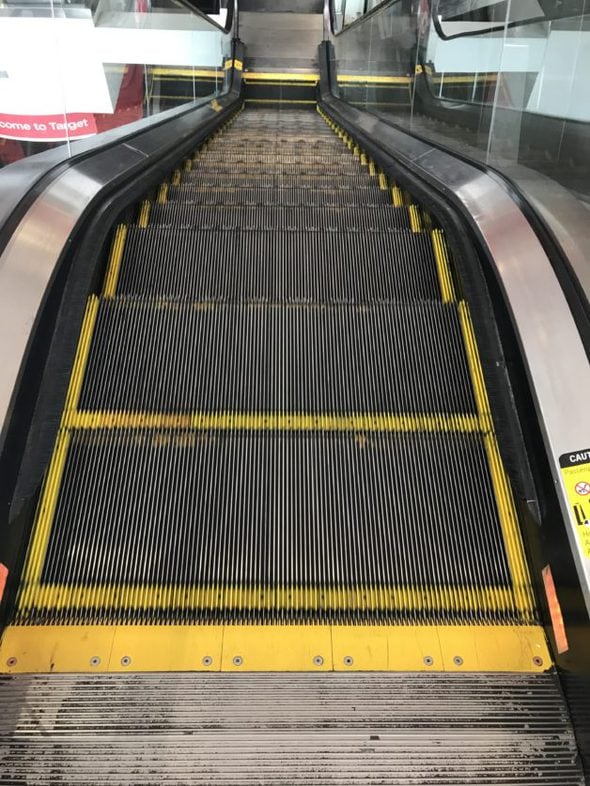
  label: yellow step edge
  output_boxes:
[431,229,456,303]
[457,301,494,432]
[157,183,168,204]
[137,200,151,229]
[244,72,318,83]
[391,186,404,207]
[408,204,423,233]
[337,74,412,85]
[16,431,71,615]
[18,581,518,615]
[483,433,536,619]
[151,67,224,78]
[102,225,128,298]
[244,99,317,105]
[431,74,498,85]
[0,624,550,674]
[61,410,482,433]
[457,301,535,620]
[62,296,100,414]
[19,297,98,610]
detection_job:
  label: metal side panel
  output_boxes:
[0,671,584,785]
[317,96,590,617]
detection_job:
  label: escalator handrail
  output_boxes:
[430,0,585,42]
[0,4,236,256]
[327,0,402,37]
[0,48,244,458]
[318,47,590,620]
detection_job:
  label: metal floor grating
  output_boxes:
[0,672,583,785]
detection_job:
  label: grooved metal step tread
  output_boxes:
[222,126,334,133]
[27,429,516,625]
[148,204,411,230]
[167,184,392,205]
[202,153,359,163]
[183,173,375,188]
[79,301,476,415]
[209,141,346,151]
[117,226,439,301]
[190,163,364,175]
[0,672,583,786]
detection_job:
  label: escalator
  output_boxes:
[0,103,585,783]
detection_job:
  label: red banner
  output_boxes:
[0,112,97,142]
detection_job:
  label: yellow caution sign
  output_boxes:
[560,449,590,558]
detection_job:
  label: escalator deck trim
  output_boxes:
[0,623,550,673]
[2,106,543,673]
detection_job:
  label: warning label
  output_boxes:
[560,449,590,559]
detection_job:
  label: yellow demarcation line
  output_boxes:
[431,229,456,303]
[23,581,517,615]
[245,99,316,105]
[151,67,223,78]
[157,183,168,204]
[138,201,151,229]
[458,301,535,621]
[378,172,388,190]
[17,430,71,613]
[102,225,128,298]
[0,623,550,673]
[18,294,102,610]
[391,186,404,207]
[337,74,411,85]
[171,169,182,186]
[483,433,535,620]
[457,301,493,433]
[62,410,482,433]
[244,72,318,83]
[63,296,100,414]
[18,296,100,611]
[430,74,498,85]
[408,204,422,233]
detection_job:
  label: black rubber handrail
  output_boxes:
[329,0,401,37]
[0,30,238,258]
[430,0,586,41]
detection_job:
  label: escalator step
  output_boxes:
[209,140,346,152]
[148,204,411,230]
[202,153,358,163]
[166,184,392,205]
[183,173,377,188]
[31,429,514,624]
[191,163,364,175]
[117,227,440,301]
[78,301,476,415]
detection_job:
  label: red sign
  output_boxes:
[0,112,97,142]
